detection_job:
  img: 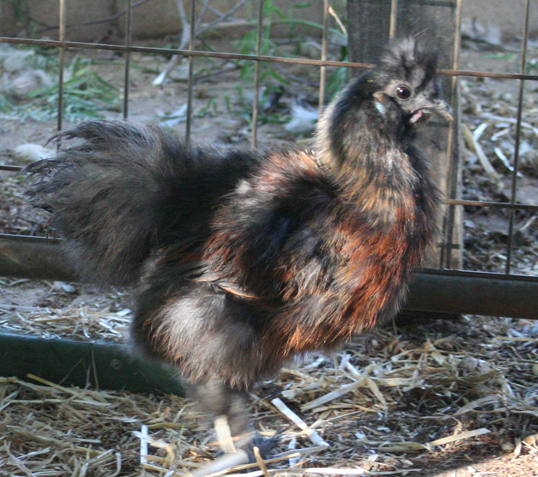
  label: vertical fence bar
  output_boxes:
[505,0,531,275]
[250,0,265,149]
[2,1,538,288]
[389,0,398,39]
[123,0,133,120]
[440,0,463,269]
[185,0,196,143]
[57,0,66,131]
[318,0,330,118]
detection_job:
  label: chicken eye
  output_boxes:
[395,85,412,100]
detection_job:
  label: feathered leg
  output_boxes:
[192,378,252,451]
[189,379,279,477]
[132,277,279,468]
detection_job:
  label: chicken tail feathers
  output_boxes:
[25,121,214,285]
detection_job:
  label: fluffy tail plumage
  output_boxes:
[25,121,259,285]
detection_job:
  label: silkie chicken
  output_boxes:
[26,38,452,466]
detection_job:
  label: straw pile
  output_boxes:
[1,293,538,476]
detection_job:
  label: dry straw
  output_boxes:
[1,300,538,476]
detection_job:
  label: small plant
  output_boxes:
[1,53,119,123]
[233,1,349,103]
[32,56,119,122]
[197,98,219,117]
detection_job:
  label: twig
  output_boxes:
[253,447,270,477]
[275,63,320,86]
[4,441,35,477]
[196,446,327,477]
[195,1,212,34]
[288,468,368,475]
[153,0,250,86]
[428,428,491,447]
[188,467,371,476]
[271,398,328,447]
[110,452,122,477]
[198,0,250,36]
[0,289,21,306]
[174,0,191,47]
[301,380,364,411]
[328,6,347,36]
[152,0,191,86]
[462,123,502,186]
[190,450,249,477]
[479,112,538,140]
[194,64,241,83]
[32,0,153,33]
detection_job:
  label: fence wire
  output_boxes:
[1,0,538,295]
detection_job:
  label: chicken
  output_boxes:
[26,37,451,460]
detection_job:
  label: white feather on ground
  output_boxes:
[284,102,319,134]
[11,144,54,163]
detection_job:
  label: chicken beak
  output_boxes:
[431,99,454,122]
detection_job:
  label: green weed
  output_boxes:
[2,53,119,123]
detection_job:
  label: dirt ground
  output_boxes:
[1,37,538,476]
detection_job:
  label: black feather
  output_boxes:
[26,37,450,455]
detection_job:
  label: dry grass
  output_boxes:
[1,300,538,476]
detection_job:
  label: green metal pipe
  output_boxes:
[0,332,184,395]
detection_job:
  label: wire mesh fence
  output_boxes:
[1,0,538,317]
